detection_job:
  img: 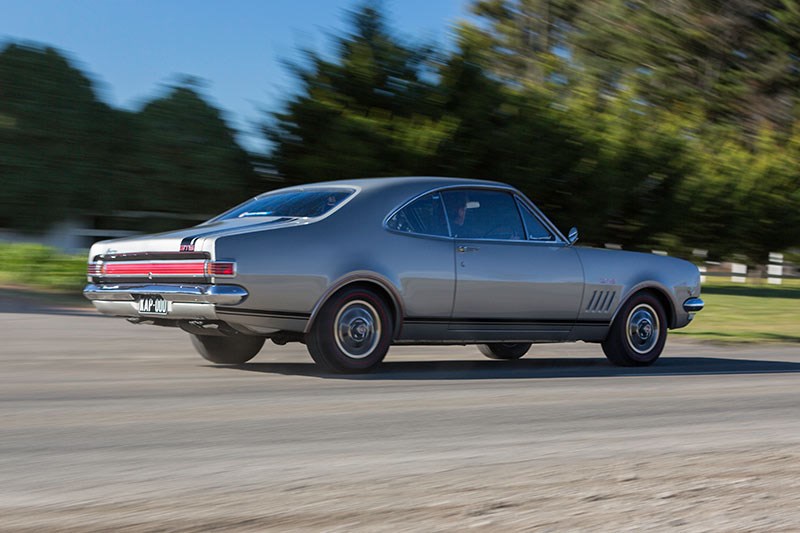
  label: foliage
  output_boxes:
[1,2,799,262]
[265,3,446,182]
[0,44,116,231]
[132,84,258,214]
[0,44,258,234]
[0,243,85,291]
[266,1,800,261]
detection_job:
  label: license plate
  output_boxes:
[137,295,168,315]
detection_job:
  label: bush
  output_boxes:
[0,243,86,291]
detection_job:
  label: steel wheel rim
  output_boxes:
[626,303,660,357]
[334,300,381,359]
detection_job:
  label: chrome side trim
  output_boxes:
[83,284,248,305]
[683,297,704,313]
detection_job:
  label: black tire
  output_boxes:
[478,343,531,360]
[190,333,265,364]
[602,292,667,366]
[306,287,393,373]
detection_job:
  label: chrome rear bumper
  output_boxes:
[84,284,248,320]
[83,284,248,305]
[683,297,704,313]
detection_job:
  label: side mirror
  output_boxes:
[567,227,579,245]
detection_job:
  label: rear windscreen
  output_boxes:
[217,188,354,220]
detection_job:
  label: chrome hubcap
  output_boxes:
[626,304,660,357]
[334,300,381,359]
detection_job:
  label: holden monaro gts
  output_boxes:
[84,177,704,372]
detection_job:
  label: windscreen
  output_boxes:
[217,188,354,220]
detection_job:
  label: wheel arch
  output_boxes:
[611,284,677,329]
[305,273,404,337]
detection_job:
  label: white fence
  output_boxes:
[768,253,784,285]
[600,244,799,284]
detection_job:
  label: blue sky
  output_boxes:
[1,0,468,151]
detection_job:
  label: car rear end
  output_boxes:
[82,184,360,330]
[84,246,246,323]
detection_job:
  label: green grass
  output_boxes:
[674,281,800,343]
[0,243,86,292]
[0,243,798,343]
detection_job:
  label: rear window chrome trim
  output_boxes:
[204,185,361,225]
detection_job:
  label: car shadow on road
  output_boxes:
[223,356,800,380]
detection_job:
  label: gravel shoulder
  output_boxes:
[1,311,799,532]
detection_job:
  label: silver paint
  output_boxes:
[84,176,703,345]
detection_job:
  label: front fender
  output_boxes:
[575,247,701,330]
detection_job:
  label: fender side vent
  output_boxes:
[586,290,616,312]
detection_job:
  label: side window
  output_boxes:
[442,189,524,240]
[516,199,555,241]
[386,192,449,237]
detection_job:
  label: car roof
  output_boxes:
[263,176,513,197]
[319,176,508,190]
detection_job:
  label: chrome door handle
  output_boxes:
[457,246,479,253]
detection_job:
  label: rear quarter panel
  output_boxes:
[212,185,456,321]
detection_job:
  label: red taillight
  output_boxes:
[88,259,235,279]
[207,261,236,277]
[102,261,206,276]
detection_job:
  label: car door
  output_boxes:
[442,188,584,340]
[383,191,456,338]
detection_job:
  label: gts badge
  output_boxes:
[599,278,616,285]
[180,244,195,252]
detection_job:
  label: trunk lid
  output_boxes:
[87,216,303,284]
[88,216,303,258]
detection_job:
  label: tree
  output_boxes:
[467,0,582,88]
[0,43,115,230]
[266,2,449,182]
[573,0,800,133]
[132,82,258,218]
[265,0,800,258]
[459,0,800,257]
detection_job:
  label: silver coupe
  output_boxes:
[84,177,704,372]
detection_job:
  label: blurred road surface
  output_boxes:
[2,306,799,531]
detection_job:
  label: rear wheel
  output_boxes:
[602,292,667,366]
[190,333,265,364]
[306,287,393,373]
[478,343,531,360]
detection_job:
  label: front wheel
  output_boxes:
[306,287,393,373]
[190,333,265,364]
[478,343,531,360]
[602,292,667,366]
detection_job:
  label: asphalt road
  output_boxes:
[2,306,800,532]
